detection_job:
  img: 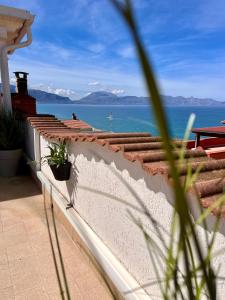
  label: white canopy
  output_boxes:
[0,5,35,111]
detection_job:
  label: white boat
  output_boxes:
[107,113,113,121]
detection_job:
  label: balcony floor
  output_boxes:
[0,176,114,299]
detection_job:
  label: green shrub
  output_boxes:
[43,141,68,167]
[0,110,24,150]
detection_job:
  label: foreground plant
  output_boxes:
[0,109,24,150]
[110,1,224,299]
[42,141,71,181]
[0,109,24,177]
[43,141,68,167]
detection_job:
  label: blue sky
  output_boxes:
[2,0,225,100]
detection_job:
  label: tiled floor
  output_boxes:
[0,176,114,299]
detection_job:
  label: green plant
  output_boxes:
[110,1,224,299]
[0,109,24,150]
[43,141,69,167]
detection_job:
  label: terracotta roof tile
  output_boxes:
[97,137,158,146]
[94,132,152,139]
[62,119,93,131]
[195,178,225,198]
[200,194,225,216]
[27,115,225,217]
[134,149,206,163]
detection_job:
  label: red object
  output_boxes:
[11,93,36,115]
[187,137,225,149]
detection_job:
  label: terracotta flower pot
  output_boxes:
[0,149,22,177]
[50,161,71,181]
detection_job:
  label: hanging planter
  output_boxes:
[42,141,71,181]
[50,161,71,181]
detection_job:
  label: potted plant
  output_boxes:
[0,110,24,177]
[43,141,71,181]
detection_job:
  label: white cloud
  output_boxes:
[10,77,16,84]
[10,48,225,101]
[87,43,105,54]
[111,89,125,95]
[117,46,135,59]
[88,81,100,86]
[87,80,125,96]
[32,84,79,99]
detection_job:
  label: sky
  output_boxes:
[1,0,225,100]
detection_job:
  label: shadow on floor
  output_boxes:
[0,175,41,202]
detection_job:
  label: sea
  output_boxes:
[37,104,225,140]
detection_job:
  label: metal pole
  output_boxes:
[0,47,12,112]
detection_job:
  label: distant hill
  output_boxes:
[29,89,72,104]
[0,85,223,105]
[76,91,224,106]
[0,84,73,104]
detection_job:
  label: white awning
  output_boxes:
[0,5,34,54]
[0,5,35,111]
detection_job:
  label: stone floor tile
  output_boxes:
[46,292,66,300]
[42,274,61,295]
[75,271,104,292]
[15,287,48,300]
[0,250,8,266]
[9,255,39,276]
[2,219,23,232]
[82,287,114,300]
[64,256,91,277]
[0,268,12,289]
[36,253,59,278]
[0,286,14,300]
[7,241,34,262]
[2,223,28,249]
[24,221,47,235]
[0,233,6,252]
[0,220,3,233]
[0,176,114,300]
[68,285,84,300]
[11,268,43,295]
[29,231,53,255]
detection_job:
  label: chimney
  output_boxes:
[14,71,29,95]
[11,71,36,116]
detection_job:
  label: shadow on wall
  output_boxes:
[68,142,173,238]
[66,163,79,208]
[69,142,225,238]
[70,142,171,196]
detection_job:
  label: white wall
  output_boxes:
[25,122,35,160]
[35,133,225,298]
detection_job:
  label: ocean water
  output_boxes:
[37,104,225,139]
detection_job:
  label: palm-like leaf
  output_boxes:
[0,110,24,150]
[42,141,69,167]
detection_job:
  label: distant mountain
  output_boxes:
[0,85,223,105]
[76,91,123,105]
[76,91,224,106]
[0,84,73,104]
[29,89,72,104]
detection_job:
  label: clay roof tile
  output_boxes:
[28,115,225,217]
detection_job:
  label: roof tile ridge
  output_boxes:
[194,177,225,198]
[142,163,170,176]
[108,144,122,152]
[135,149,207,163]
[200,193,225,216]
